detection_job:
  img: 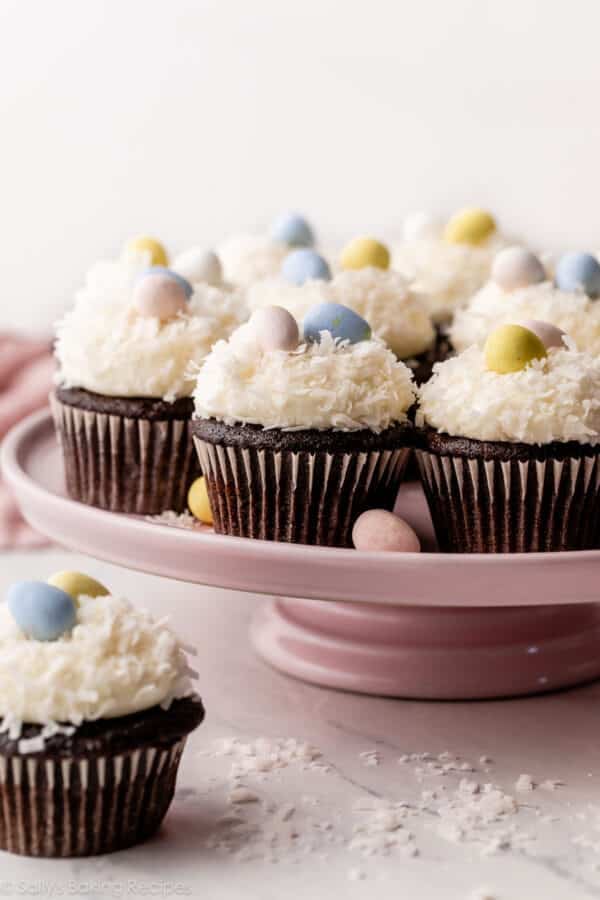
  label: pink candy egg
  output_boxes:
[519,319,566,350]
[251,306,300,352]
[352,509,421,553]
[133,273,188,321]
[492,247,546,291]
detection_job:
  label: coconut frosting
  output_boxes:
[193,323,416,431]
[217,234,289,287]
[55,257,248,401]
[0,595,196,729]
[450,280,600,355]
[417,343,600,445]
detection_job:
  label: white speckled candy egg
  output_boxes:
[133,269,191,320]
[518,319,566,351]
[402,212,443,242]
[251,306,300,352]
[173,248,223,285]
[352,510,421,552]
[492,247,546,291]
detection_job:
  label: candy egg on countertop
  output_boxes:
[518,319,566,351]
[251,306,300,351]
[555,252,600,298]
[124,236,168,267]
[443,208,496,245]
[133,267,192,320]
[47,571,109,603]
[270,212,314,248]
[340,237,390,271]
[7,581,77,641]
[492,247,546,291]
[173,248,223,285]
[402,211,443,242]
[484,323,547,374]
[188,477,213,525]
[303,302,372,345]
[281,249,331,286]
[352,509,421,552]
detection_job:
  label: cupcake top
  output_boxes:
[393,209,506,323]
[194,305,416,432]
[218,212,316,287]
[55,247,247,402]
[0,573,196,735]
[418,325,600,445]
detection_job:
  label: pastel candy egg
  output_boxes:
[7,581,77,641]
[492,247,546,291]
[125,236,168,266]
[340,237,390,271]
[555,252,600,298]
[173,248,223,285]
[188,477,213,525]
[402,212,443,242]
[303,302,372,344]
[133,268,192,320]
[484,324,547,374]
[518,319,566,351]
[443,208,496,245]
[270,212,314,248]
[251,306,300,351]
[281,249,331,285]
[352,510,421,552]
[47,571,109,603]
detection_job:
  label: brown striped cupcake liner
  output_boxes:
[193,419,413,547]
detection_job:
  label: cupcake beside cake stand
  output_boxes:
[4,409,600,701]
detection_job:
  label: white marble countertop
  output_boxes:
[0,547,599,900]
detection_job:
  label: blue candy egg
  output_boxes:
[270,212,314,248]
[303,302,372,344]
[7,581,77,642]
[138,266,193,299]
[555,252,600,299]
[281,249,331,286]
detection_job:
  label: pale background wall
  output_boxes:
[0,0,598,331]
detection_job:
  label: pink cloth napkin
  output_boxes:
[0,334,55,549]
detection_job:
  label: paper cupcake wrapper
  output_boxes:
[0,738,186,857]
[194,438,410,547]
[416,449,600,552]
[51,395,200,515]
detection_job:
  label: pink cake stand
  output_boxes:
[3,409,600,700]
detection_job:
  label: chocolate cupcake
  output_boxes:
[415,323,600,553]
[0,571,203,857]
[53,240,247,514]
[193,304,416,547]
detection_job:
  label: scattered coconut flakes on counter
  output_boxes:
[359,750,381,767]
[516,773,535,792]
[146,510,204,530]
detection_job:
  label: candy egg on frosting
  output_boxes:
[188,477,213,525]
[555,252,600,298]
[303,302,372,344]
[281,249,331,286]
[352,510,421,552]
[125,236,168,266]
[270,212,314,248]
[251,306,300,351]
[340,237,390,271]
[484,323,547,374]
[518,319,566,351]
[492,247,546,291]
[173,248,223,285]
[7,581,77,642]
[133,267,192,320]
[443,208,496,245]
[47,571,109,603]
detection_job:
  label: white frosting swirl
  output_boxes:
[194,324,416,431]
[450,280,600,354]
[247,268,434,359]
[217,234,289,286]
[55,256,248,401]
[417,344,600,445]
[0,595,196,727]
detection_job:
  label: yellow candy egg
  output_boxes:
[484,324,547,374]
[188,477,213,525]
[125,236,168,267]
[340,237,390,271]
[443,208,496,246]
[47,571,109,603]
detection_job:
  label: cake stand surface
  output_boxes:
[3,409,600,699]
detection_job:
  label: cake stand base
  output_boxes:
[251,598,600,699]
